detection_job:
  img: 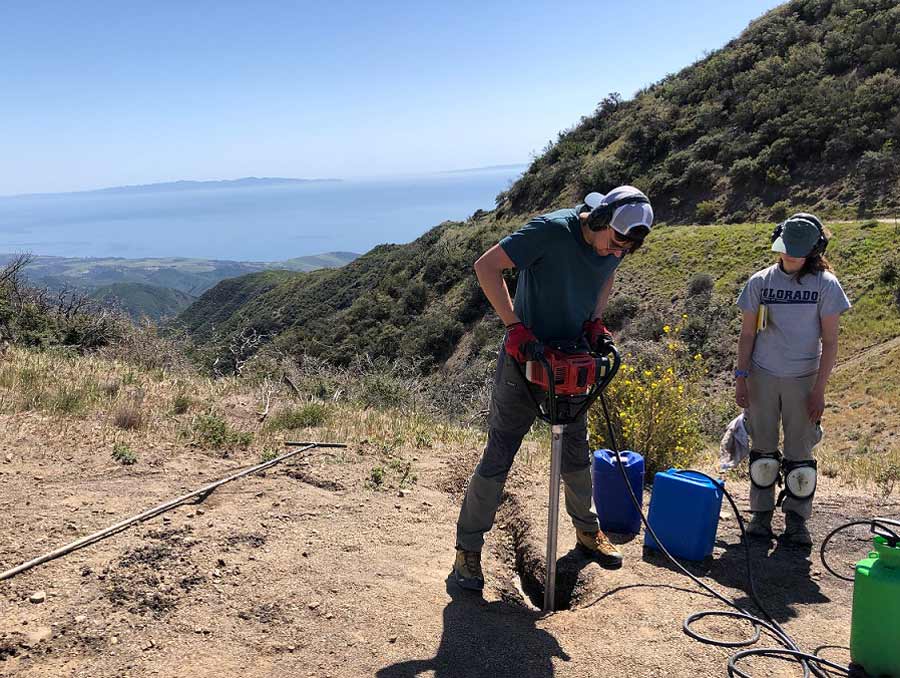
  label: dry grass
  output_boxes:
[0,346,481,465]
[0,345,893,495]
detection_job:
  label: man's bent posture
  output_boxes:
[453,186,654,591]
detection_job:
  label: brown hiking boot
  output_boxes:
[452,549,484,591]
[576,528,623,567]
[746,510,775,540]
[783,511,813,546]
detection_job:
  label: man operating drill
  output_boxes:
[453,186,654,591]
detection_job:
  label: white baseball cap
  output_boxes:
[584,185,654,238]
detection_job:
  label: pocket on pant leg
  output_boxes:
[487,354,539,433]
[561,418,591,474]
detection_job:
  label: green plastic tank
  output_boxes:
[850,533,900,677]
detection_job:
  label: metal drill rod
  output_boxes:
[544,423,565,611]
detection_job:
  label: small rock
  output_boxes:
[196,508,205,515]
[74,615,87,623]
[287,645,296,652]
[110,636,119,645]
[301,551,309,558]
[394,504,401,510]
[325,613,334,620]
[388,635,398,644]
[142,640,155,651]
[421,501,433,507]
[29,591,46,604]
[398,489,410,497]
[4,454,12,463]
[308,601,321,610]
[217,558,226,567]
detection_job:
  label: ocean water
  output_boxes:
[0,167,524,261]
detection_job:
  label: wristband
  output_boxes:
[734,369,749,379]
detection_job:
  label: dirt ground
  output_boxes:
[1,413,897,678]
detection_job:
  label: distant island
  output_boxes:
[438,163,527,175]
[8,177,342,199]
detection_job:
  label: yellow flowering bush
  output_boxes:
[588,319,706,478]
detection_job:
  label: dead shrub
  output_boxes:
[113,390,146,430]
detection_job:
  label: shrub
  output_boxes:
[50,384,93,415]
[368,466,386,488]
[879,258,898,285]
[192,412,253,451]
[260,449,279,463]
[171,391,192,415]
[695,201,718,224]
[267,402,328,430]
[588,322,705,478]
[112,442,137,466]
[113,399,145,430]
[100,379,120,398]
[769,200,790,221]
[627,310,666,342]
[687,273,714,297]
[603,295,640,332]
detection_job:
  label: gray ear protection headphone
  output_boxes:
[587,195,650,232]
[770,213,829,256]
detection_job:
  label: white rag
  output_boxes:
[719,412,750,471]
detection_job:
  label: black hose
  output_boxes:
[819,518,900,583]
[597,391,850,678]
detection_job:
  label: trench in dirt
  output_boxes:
[495,493,594,612]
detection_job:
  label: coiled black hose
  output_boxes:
[597,391,855,678]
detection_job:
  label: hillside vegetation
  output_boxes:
[173,0,900,473]
[502,0,900,223]
[180,0,900,368]
[89,283,196,321]
[0,251,358,297]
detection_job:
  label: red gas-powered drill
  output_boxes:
[518,338,621,611]
[525,344,612,396]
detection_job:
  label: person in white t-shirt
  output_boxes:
[734,214,851,546]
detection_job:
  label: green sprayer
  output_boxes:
[849,520,900,677]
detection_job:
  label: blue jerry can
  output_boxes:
[592,449,645,534]
[644,469,724,561]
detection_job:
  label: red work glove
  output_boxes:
[583,318,613,352]
[504,322,539,363]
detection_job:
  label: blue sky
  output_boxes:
[1,1,783,195]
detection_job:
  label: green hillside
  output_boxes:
[180,0,900,371]
[500,0,900,223]
[0,251,358,297]
[88,283,196,321]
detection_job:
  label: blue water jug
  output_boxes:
[644,469,724,561]
[592,449,644,534]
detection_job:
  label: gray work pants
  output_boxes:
[455,347,599,552]
[745,366,822,520]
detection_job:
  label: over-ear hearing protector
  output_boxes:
[587,195,650,232]
[770,212,829,256]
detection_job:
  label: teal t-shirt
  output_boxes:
[500,207,621,342]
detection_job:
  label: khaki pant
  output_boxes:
[455,347,599,552]
[745,367,822,519]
